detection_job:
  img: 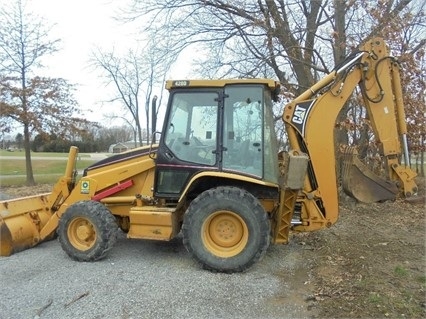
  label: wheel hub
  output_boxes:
[210,216,243,247]
[202,210,248,257]
[76,224,92,241]
[68,217,96,251]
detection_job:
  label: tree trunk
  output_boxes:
[23,123,35,186]
[421,135,425,177]
[133,128,137,148]
[265,1,315,92]
[333,0,347,64]
[152,96,157,143]
[136,118,143,147]
[21,60,35,186]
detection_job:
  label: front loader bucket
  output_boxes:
[0,193,53,256]
[0,146,79,256]
[342,147,398,203]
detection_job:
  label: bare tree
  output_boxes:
[123,0,425,165]
[97,125,134,144]
[92,48,146,146]
[124,0,423,90]
[103,113,138,147]
[91,31,178,146]
[0,0,88,185]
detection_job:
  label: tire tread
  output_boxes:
[182,186,270,273]
[58,200,118,262]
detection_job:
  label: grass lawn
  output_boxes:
[0,159,95,175]
[0,149,91,157]
[0,151,98,186]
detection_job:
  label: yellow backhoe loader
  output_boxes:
[0,38,417,272]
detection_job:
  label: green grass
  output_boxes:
[0,149,91,157]
[0,150,111,186]
[0,159,94,176]
[0,155,97,186]
[368,292,383,304]
[394,265,408,277]
[417,275,426,284]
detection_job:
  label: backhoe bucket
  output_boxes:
[342,147,398,203]
[0,194,53,256]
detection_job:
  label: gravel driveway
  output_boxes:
[0,231,318,319]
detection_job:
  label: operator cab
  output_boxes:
[154,79,280,198]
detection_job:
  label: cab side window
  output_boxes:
[222,86,263,177]
[164,92,218,165]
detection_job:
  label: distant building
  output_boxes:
[108,141,139,153]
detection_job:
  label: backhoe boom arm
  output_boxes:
[282,38,417,231]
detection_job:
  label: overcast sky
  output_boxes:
[29,1,130,121]
[2,0,192,132]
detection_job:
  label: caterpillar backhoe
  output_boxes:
[0,38,417,272]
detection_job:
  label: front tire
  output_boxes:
[58,200,118,261]
[182,186,270,273]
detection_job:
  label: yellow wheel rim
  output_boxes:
[202,210,248,257]
[67,217,97,251]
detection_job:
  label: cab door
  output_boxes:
[154,91,220,197]
[222,85,264,178]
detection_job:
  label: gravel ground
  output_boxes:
[0,231,318,319]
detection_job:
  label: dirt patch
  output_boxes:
[0,179,424,318]
[303,177,426,318]
[0,184,53,198]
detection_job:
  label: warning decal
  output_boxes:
[81,181,90,194]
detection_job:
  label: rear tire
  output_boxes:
[182,186,270,273]
[58,200,118,261]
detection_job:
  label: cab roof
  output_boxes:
[165,79,280,91]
